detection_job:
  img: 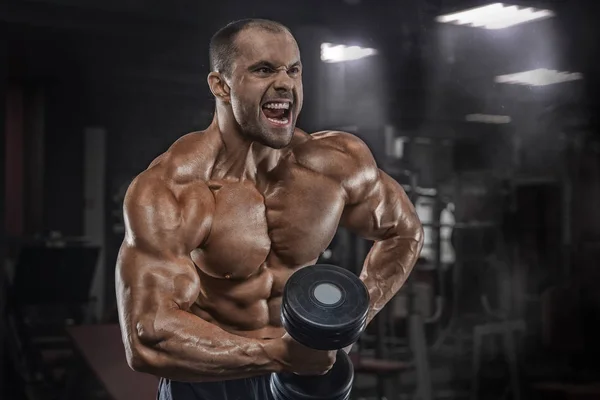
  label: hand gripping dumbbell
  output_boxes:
[270,264,370,400]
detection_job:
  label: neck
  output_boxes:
[211,105,278,181]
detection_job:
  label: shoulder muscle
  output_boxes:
[123,169,214,256]
[294,131,379,203]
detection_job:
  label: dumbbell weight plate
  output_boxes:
[270,349,353,400]
[281,264,370,350]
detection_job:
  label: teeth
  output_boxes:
[267,117,289,125]
[264,102,290,109]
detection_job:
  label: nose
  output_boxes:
[273,69,294,92]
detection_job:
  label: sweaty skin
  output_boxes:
[116,25,423,383]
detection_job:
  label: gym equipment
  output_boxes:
[281,265,369,350]
[65,325,158,400]
[270,264,369,400]
[6,244,100,398]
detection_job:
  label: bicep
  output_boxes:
[116,244,200,317]
[115,243,200,357]
[116,176,211,326]
[341,170,421,241]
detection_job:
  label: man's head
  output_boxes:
[208,19,303,149]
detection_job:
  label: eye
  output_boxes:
[288,67,301,76]
[255,67,272,75]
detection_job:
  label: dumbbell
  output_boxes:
[270,264,370,400]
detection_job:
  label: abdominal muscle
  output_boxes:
[190,300,286,340]
[190,259,313,340]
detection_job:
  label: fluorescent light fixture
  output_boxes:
[495,68,583,86]
[436,3,555,30]
[401,186,438,197]
[320,43,377,63]
[466,114,512,124]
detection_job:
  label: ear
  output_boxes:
[207,72,231,102]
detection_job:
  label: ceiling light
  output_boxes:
[465,114,511,124]
[320,43,377,63]
[436,3,555,30]
[495,68,583,86]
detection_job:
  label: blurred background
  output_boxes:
[1,0,600,399]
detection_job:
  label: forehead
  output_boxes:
[234,28,300,67]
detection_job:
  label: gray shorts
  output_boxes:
[157,376,274,400]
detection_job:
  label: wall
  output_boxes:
[43,78,86,236]
[5,16,215,314]
[0,25,8,397]
[5,0,600,320]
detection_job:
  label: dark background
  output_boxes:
[2,0,600,399]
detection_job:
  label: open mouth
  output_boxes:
[261,101,292,127]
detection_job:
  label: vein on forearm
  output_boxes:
[359,234,422,323]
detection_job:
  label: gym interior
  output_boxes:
[2,0,600,399]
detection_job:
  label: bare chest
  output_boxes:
[191,164,346,280]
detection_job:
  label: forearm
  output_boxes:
[359,233,423,324]
[129,310,282,382]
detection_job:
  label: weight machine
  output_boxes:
[348,130,526,400]
[4,241,99,400]
[344,164,442,400]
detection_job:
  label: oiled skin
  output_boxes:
[116,25,423,383]
[116,124,423,382]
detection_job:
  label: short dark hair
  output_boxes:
[209,19,291,77]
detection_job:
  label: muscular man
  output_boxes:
[116,18,423,400]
